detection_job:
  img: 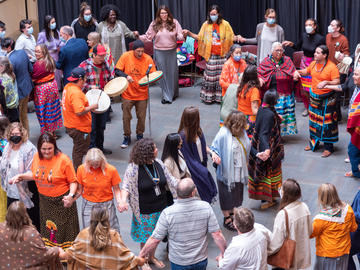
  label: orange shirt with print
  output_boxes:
[220,57,247,96]
[62,83,92,133]
[210,23,221,55]
[115,51,156,101]
[77,163,121,203]
[310,205,357,258]
[307,61,340,95]
[237,86,261,116]
[31,152,77,197]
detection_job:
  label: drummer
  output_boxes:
[79,44,114,155]
[62,67,98,171]
[115,39,156,148]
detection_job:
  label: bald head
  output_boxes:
[60,26,73,39]
[354,66,360,87]
[177,178,196,199]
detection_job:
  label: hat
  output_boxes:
[132,39,144,50]
[67,67,86,82]
[93,44,106,56]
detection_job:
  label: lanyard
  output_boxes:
[236,136,247,157]
[144,164,160,184]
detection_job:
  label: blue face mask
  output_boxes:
[84,15,92,22]
[60,36,66,43]
[210,15,218,22]
[27,26,34,35]
[0,31,5,39]
[50,22,56,30]
[233,55,241,62]
[267,18,276,25]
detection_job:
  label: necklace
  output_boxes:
[314,61,326,72]
[143,163,161,196]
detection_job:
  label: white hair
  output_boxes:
[271,42,283,53]
[60,25,73,37]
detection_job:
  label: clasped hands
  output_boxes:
[256,149,270,161]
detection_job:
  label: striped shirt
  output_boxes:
[152,197,220,266]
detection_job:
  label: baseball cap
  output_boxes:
[93,44,106,56]
[67,67,86,82]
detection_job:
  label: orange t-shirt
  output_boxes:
[237,87,261,115]
[210,23,221,55]
[115,51,156,100]
[310,205,357,258]
[61,83,92,133]
[76,164,121,203]
[306,61,340,95]
[31,152,77,197]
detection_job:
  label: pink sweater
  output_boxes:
[140,19,184,50]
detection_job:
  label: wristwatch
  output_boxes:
[68,193,76,199]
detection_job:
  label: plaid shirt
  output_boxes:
[78,58,114,93]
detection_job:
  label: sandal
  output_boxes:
[223,216,236,231]
[260,201,277,210]
[321,150,332,158]
[345,171,353,177]
[149,257,165,269]
[304,145,312,151]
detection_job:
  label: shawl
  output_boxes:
[31,60,55,83]
[0,223,61,270]
[179,131,217,203]
[347,88,360,150]
[197,19,234,61]
[220,83,238,124]
[211,126,250,191]
[314,204,349,224]
[122,158,178,222]
[257,55,296,91]
[219,57,246,95]
[66,228,140,270]
[0,140,37,208]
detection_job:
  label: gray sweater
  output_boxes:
[245,22,285,64]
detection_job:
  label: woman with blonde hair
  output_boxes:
[77,148,122,232]
[311,183,357,270]
[61,205,145,269]
[0,56,19,122]
[0,201,61,269]
[211,111,250,231]
[87,31,115,73]
[31,44,62,135]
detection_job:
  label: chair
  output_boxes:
[241,45,257,55]
[292,51,304,69]
[195,60,206,71]
[129,40,153,56]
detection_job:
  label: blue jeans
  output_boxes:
[171,259,207,270]
[348,141,360,178]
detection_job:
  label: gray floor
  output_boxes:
[27,82,359,270]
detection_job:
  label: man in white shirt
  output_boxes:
[218,207,272,270]
[15,19,36,63]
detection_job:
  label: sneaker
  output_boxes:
[136,134,143,141]
[102,148,112,155]
[302,109,309,117]
[121,136,131,148]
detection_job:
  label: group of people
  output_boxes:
[0,2,360,270]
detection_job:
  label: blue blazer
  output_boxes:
[8,50,33,99]
[56,38,88,85]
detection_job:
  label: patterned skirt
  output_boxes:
[300,56,313,92]
[130,211,161,243]
[309,91,338,150]
[248,164,282,202]
[39,193,79,250]
[246,115,256,139]
[34,80,63,134]
[200,54,226,104]
[275,94,298,136]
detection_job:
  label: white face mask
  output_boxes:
[328,25,334,33]
[305,26,314,34]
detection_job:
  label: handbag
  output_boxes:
[267,209,296,269]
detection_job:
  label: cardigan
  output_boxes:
[244,22,284,64]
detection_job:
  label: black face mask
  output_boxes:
[9,135,22,144]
